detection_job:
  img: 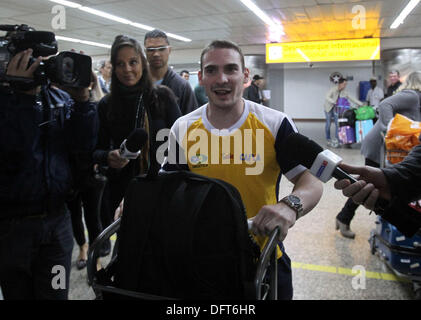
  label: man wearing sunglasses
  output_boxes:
[144,29,198,115]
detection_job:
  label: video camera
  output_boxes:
[0,24,91,88]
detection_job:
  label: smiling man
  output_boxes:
[144,29,197,115]
[163,40,323,300]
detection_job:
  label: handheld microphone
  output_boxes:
[281,133,357,183]
[119,128,148,160]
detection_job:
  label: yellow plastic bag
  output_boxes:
[385,114,421,164]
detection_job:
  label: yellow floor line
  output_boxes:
[291,261,411,283]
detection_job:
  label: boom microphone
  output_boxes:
[281,132,357,183]
[119,128,148,159]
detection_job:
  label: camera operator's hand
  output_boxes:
[6,49,42,95]
[107,149,129,169]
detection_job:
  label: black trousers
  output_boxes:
[336,158,380,225]
[67,178,105,246]
[0,212,73,300]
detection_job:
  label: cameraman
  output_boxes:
[0,48,98,299]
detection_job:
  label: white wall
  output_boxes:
[282,62,383,119]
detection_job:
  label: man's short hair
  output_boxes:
[389,70,400,77]
[180,70,189,76]
[200,40,245,72]
[144,29,169,45]
[253,75,263,81]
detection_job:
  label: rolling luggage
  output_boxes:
[87,171,279,300]
[355,119,374,143]
[374,216,421,252]
[338,125,356,144]
[370,216,421,299]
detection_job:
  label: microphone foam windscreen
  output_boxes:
[281,133,323,169]
[126,128,148,153]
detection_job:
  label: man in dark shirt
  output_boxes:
[144,30,198,115]
[385,70,402,97]
[243,74,265,104]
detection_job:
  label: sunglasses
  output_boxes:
[145,46,170,53]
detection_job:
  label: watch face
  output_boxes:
[288,195,300,205]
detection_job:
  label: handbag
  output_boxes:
[355,105,375,120]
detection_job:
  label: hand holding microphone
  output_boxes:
[281,133,390,211]
[107,128,148,169]
[333,163,391,210]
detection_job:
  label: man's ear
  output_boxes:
[243,67,250,84]
[198,70,203,85]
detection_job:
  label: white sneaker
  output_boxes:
[327,139,332,147]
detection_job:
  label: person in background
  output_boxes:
[93,35,181,233]
[144,29,198,115]
[366,77,384,113]
[385,70,402,98]
[67,71,105,270]
[336,71,421,239]
[243,74,265,104]
[324,77,363,147]
[179,70,190,81]
[194,83,208,106]
[98,60,111,94]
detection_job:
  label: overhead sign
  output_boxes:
[266,38,380,63]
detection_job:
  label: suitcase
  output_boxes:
[375,216,421,252]
[338,125,356,144]
[355,119,374,143]
[371,232,421,276]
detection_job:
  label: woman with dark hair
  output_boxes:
[93,35,181,230]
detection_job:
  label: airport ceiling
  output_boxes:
[1,0,421,59]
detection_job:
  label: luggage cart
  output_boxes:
[87,218,280,300]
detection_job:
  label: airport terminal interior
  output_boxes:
[1,0,421,300]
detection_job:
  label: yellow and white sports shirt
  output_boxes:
[163,99,306,256]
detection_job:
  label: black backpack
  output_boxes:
[112,171,261,299]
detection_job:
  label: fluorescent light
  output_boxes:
[390,0,420,29]
[45,0,192,42]
[239,0,278,28]
[166,33,192,42]
[48,0,82,8]
[79,7,131,24]
[296,48,310,62]
[55,35,111,48]
[130,22,154,31]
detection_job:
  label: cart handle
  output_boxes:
[247,219,279,300]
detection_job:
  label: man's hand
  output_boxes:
[250,203,297,242]
[107,149,129,169]
[333,163,391,210]
[6,49,42,95]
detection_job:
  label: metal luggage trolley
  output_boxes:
[87,218,280,300]
[369,132,421,300]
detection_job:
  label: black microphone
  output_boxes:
[119,129,148,159]
[281,132,358,183]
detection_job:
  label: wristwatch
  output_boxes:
[280,195,304,220]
